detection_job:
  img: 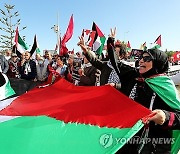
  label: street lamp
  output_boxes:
[51,13,60,53]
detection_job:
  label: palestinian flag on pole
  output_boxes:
[146,76,180,154]
[14,27,29,57]
[0,79,152,154]
[30,35,41,59]
[126,41,131,51]
[140,42,147,51]
[0,73,15,101]
[151,35,161,49]
[92,22,106,55]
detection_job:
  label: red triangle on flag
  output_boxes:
[154,35,161,46]
[127,41,131,48]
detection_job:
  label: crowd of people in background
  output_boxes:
[0,30,180,153]
[0,40,130,90]
[0,43,180,90]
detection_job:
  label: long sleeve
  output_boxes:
[84,50,106,71]
[162,110,180,129]
[20,61,37,80]
[79,66,97,86]
[2,57,9,74]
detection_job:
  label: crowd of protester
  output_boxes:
[0,39,180,93]
[77,30,180,154]
[0,41,129,89]
[0,29,180,153]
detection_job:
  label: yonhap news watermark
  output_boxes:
[99,133,175,148]
[116,136,175,144]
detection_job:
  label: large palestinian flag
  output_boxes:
[0,79,152,154]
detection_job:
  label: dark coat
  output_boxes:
[19,60,37,80]
[115,62,180,154]
[84,51,113,85]
[79,65,97,86]
[107,37,180,153]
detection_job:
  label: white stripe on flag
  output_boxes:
[0,97,17,111]
[17,43,26,54]
[93,37,101,51]
[0,116,20,123]
[0,96,19,123]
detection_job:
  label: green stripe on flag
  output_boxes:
[96,37,106,55]
[0,74,15,100]
[0,116,144,154]
[36,48,41,54]
[5,80,15,99]
[18,35,29,50]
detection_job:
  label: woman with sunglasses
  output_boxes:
[106,35,180,154]
[78,32,180,153]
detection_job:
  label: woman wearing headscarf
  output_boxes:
[78,33,180,153]
[106,35,180,154]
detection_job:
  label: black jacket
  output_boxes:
[107,37,180,154]
[79,65,97,86]
[19,60,37,80]
[84,51,113,85]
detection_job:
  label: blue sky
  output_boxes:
[1,0,180,54]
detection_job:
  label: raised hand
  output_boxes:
[109,27,116,38]
[77,36,88,54]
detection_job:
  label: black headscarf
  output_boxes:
[140,49,169,78]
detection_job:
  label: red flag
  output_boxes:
[172,51,180,62]
[154,35,161,46]
[60,15,74,56]
[61,14,74,45]
[60,45,68,56]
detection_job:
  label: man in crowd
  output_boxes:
[19,51,37,81]
[0,53,9,74]
[7,53,20,78]
[4,49,12,61]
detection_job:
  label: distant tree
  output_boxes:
[165,50,175,58]
[0,3,26,51]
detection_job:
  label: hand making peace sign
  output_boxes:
[109,27,116,38]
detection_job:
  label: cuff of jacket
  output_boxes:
[162,110,175,127]
[115,83,121,90]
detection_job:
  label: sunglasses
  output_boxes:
[139,55,153,62]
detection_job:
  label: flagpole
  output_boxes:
[57,12,59,54]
